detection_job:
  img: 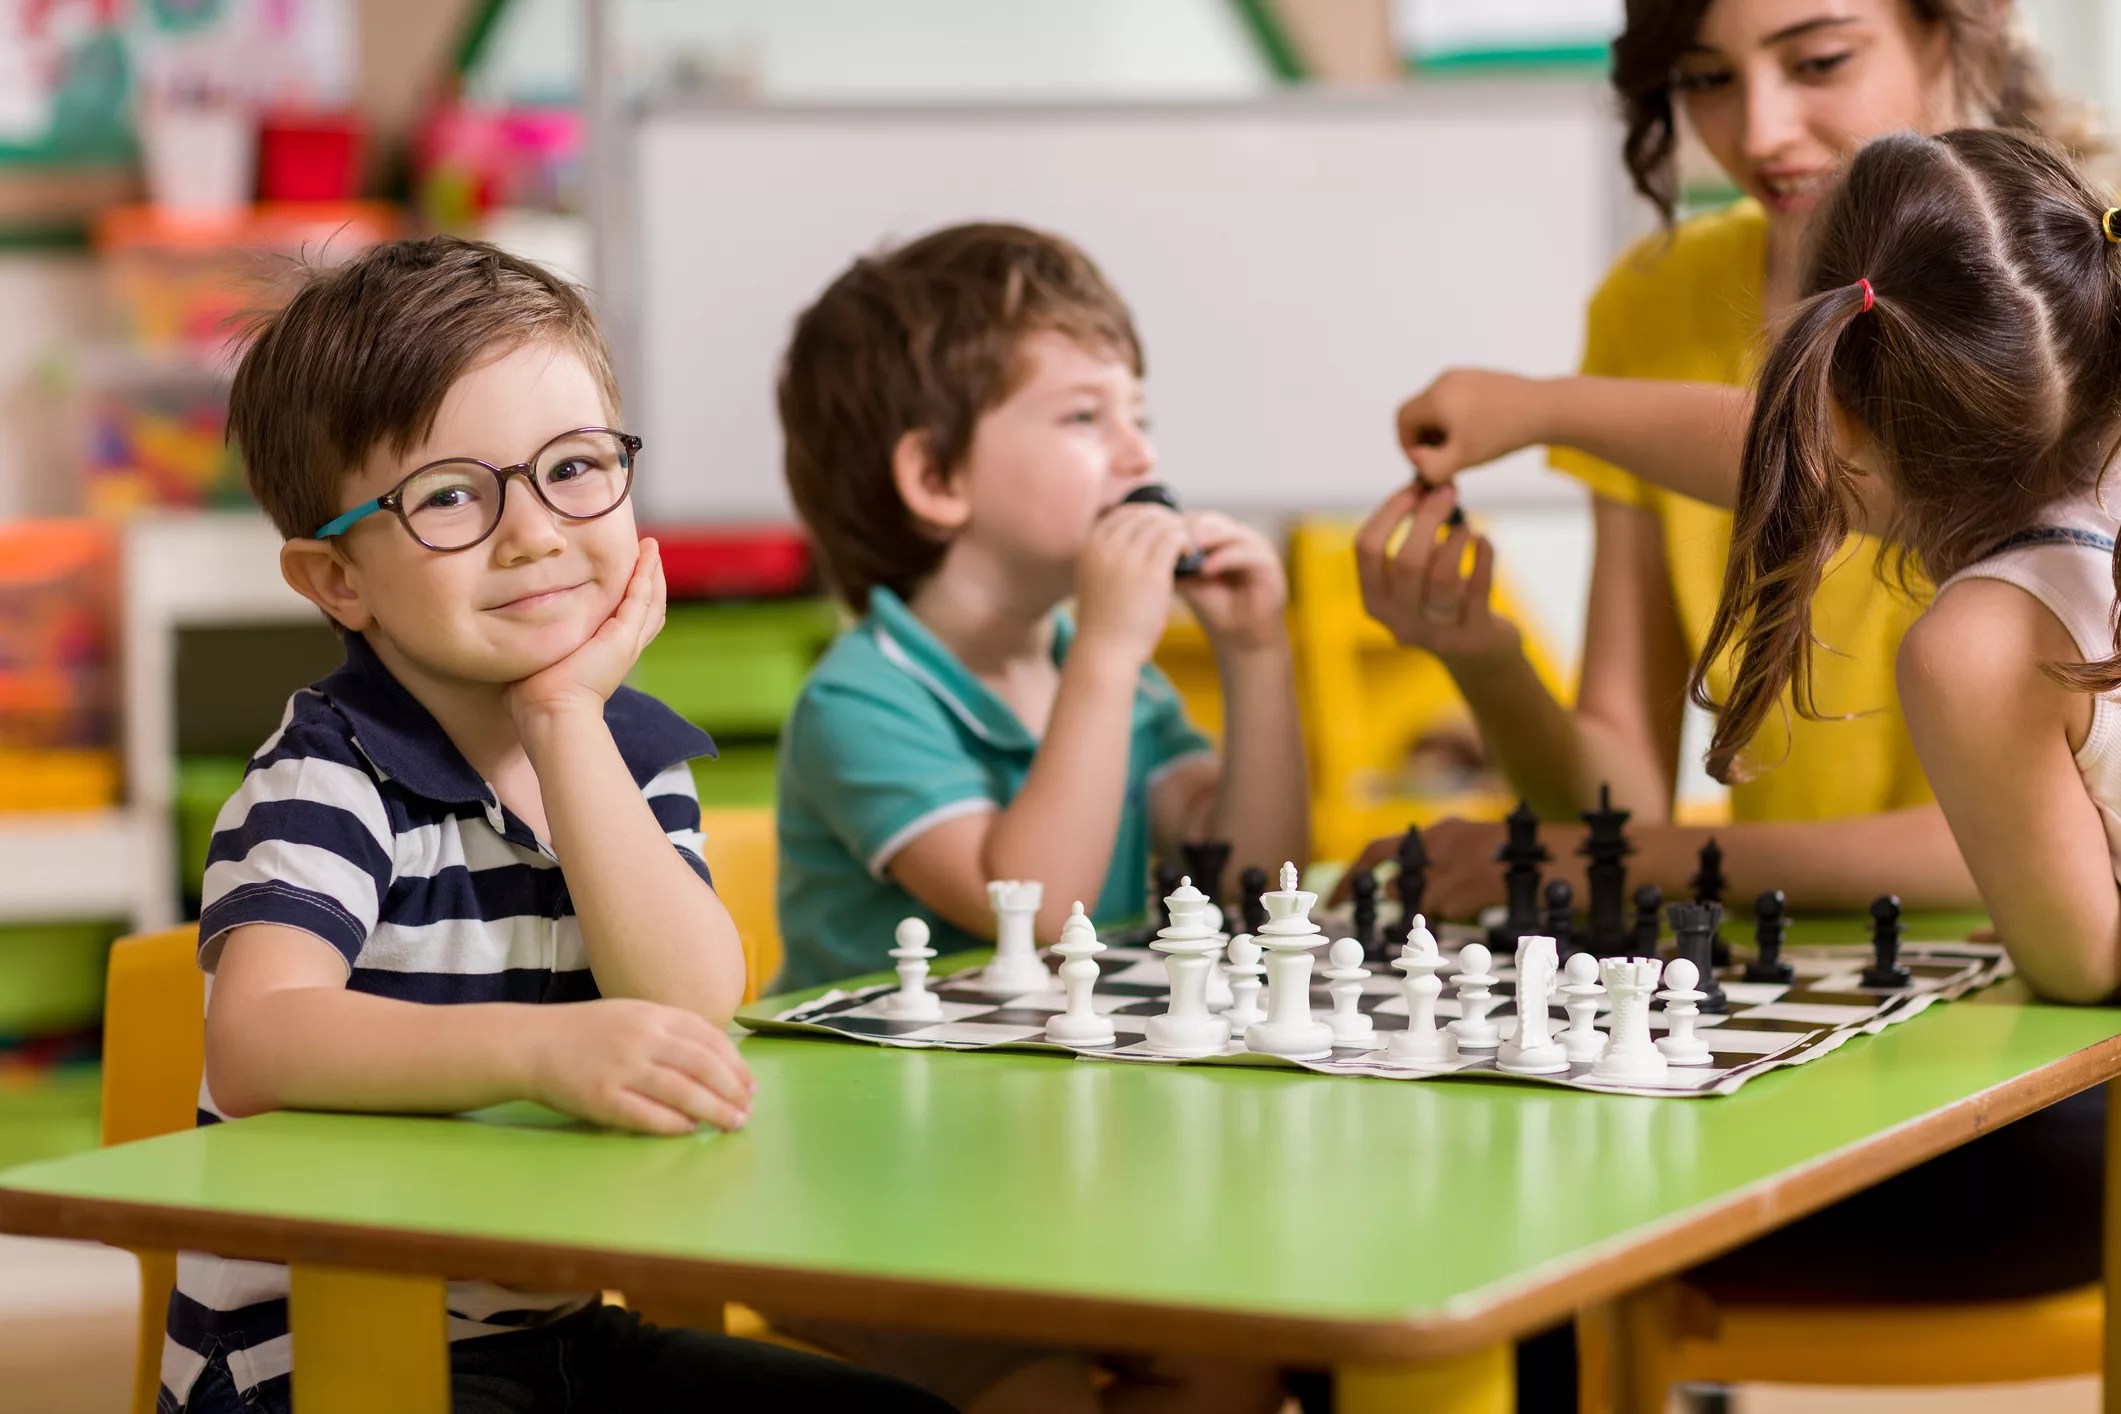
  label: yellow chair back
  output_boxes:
[699,807,781,1000]
[100,926,205,1414]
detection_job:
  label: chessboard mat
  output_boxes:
[745,942,2014,1098]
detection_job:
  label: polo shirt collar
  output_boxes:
[866,587,1069,753]
[319,632,716,807]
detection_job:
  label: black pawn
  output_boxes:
[1862,894,1911,988]
[1394,824,1429,931]
[1628,883,1663,959]
[1350,869,1381,960]
[1745,889,1795,984]
[1180,841,1232,918]
[1667,900,1729,1013]
[1488,801,1550,949]
[1239,865,1270,935]
[1579,783,1634,955]
[1153,860,1184,928]
[1542,878,1576,959]
[1691,837,1732,967]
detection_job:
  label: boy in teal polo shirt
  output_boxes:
[774,220,1309,998]
[776,583,1214,989]
[772,220,1300,1412]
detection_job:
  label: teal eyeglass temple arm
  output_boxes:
[314,499,386,539]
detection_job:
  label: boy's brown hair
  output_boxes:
[230,235,621,541]
[778,222,1142,611]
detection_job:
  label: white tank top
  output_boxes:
[1939,493,2121,882]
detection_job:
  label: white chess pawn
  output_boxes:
[1244,862,1336,1060]
[1322,936,1375,1049]
[1497,935,1568,1075]
[1046,902,1116,1047]
[1655,956,1713,1066]
[1221,933,1268,1030]
[978,879,1053,996]
[1145,877,1232,1057]
[1448,942,1502,1051]
[881,917,942,1019]
[1559,949,1605,1063]
[1593,956,1668,1082]
[1386,915,1451,1066]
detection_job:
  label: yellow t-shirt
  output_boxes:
[1549,199,1933,822]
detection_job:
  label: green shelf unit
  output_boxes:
[0,922,121,1036]
[176,755,249,892]
[690,743,777,811]
[627,599,841,739]
[0,1065,101,1169]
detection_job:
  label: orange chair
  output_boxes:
[1592,1278,2101,1412]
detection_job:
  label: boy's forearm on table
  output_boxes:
[210,990,544,1118]
[984,642,1139,933]
[1208,639,1309,870]
[521,708,745,1023]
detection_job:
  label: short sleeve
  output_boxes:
[782,675,996,877]
[1138,664,1215,786]
[198,730,395,973]
[1546,245,1655,509]
[642,761,715,887]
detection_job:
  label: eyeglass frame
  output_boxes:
[310,428,644,550]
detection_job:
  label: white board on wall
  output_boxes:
[627,87,1631,522]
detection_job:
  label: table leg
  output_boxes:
[2105,1078,2121,1414]
[1338,1344,1513,1414]
[289,1264,449,1414]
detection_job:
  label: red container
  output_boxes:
[257,111,365,203]
[646,526,816,601]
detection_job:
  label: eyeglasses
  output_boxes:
[312,428,642,551]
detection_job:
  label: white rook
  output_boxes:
[978,879,1053,996]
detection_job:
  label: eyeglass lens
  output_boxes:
[400,430,632,550]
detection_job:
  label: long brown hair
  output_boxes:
[1614,0,2097,222]
[1696,127,2121,783]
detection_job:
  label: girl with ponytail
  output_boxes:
[1705,125,2121,1001]
[1351,0,2106,924]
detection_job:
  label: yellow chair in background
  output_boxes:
[1592,1276,2101,1413]
[1153,516,1570,863]
[699,806,781,1001]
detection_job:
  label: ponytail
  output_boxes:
[1692,282,1871,783]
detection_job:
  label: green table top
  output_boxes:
[5,913,2119,1364]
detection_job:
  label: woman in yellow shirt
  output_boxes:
[1356,0,2094,915]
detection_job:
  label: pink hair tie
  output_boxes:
[1857,278,1875,313]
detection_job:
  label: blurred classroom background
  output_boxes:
[3,3,2120,1411]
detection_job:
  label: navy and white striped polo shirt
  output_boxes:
[161,632,717,1409]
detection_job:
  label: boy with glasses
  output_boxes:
[165,236,950,1414]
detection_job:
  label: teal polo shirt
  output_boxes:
[775,587,1214,992]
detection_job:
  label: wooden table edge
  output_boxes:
[5,1037,2115,1368]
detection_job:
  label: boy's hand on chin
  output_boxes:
[1176,512,1287,652]
[504,538,667,730]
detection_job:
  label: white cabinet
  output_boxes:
[0,513,304,928]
